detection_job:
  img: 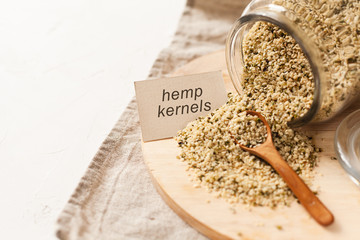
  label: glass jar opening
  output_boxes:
[226,11,324,127]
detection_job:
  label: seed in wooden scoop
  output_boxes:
[228,111,267,148]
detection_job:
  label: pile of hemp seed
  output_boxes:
[176,0,360,208]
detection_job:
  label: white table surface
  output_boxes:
[0,0,186,239]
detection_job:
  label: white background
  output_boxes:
[0,0,186,239]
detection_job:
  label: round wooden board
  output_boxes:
[141,50,360,240]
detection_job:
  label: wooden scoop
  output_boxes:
[231,110,334,226]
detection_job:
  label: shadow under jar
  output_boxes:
[226,0,360,127]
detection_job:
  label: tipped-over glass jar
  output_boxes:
[226,0,360,127]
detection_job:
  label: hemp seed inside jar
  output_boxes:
[226,0,360,127]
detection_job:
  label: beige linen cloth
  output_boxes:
[56,0,250,239]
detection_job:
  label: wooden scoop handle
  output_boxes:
[250,144,334,226]
[233,110,334,225]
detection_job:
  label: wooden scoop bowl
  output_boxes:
[231,110,334,226]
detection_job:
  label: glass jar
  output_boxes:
[226,0,360,127]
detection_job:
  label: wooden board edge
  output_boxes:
[141,140,234,240]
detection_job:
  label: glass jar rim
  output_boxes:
[225,9,324,127]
